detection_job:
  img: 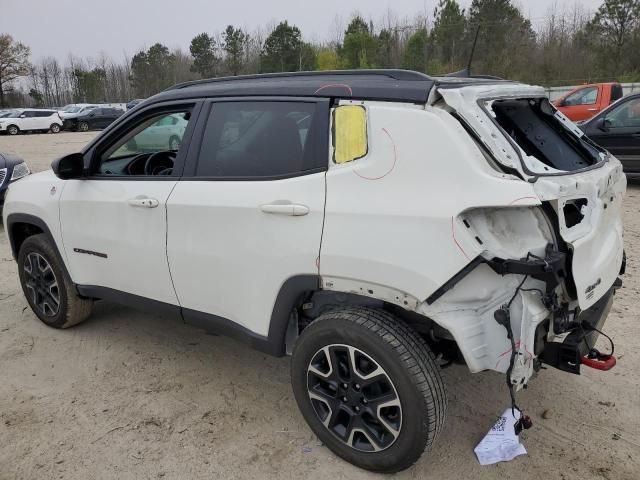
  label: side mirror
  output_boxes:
[89,113,95,117]
[51,152,85,179]
[594,117,610,132]
[19,114,26,118]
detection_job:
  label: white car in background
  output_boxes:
[122,112,188,152]
[0,109,63,135]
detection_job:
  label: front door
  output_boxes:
[59,104,198,304]
[588,96,640,175]
[167,99,329,337]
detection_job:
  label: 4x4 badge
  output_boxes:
[585,278,602,299]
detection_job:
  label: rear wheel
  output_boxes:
[50,123,61,133]
[78,121,89,132]
[18,234,93,329]
[7,125,19,135]
[291,307,447,473]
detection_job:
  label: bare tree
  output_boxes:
[0,34,31,107]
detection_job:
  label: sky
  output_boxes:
[1,0,605,63]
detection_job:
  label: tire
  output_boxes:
[17,234,93,329]
[7,125,19,135]
[50,123,61,134]
[169,135,181,150]
[291,307,447,473]
[78,121,89,132]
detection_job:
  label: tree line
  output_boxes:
[1,0,639,108]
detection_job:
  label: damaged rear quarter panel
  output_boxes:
[320,101,551,382]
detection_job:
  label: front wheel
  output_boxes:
[78,121,89,132]
[291,307,447,473]
[18,234,93,329]
[7,125,19,135]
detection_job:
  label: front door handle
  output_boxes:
[128,196,159,208]
[587,108,598,111]
[260,203,309,216]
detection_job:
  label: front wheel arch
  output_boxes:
[6,214,75,286]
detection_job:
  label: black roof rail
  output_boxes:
[165,69,434,91]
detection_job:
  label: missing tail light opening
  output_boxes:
[491,98,602,173]
[563,198,588,228]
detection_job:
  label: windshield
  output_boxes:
[65,107,81,113]
[2,111,22,118]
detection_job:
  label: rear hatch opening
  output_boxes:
[488,98,605,175]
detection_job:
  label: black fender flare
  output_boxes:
[5,213,74,283]
[266,274,320,356]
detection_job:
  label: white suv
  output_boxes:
[2,71,625,473]
[0,109,63,135]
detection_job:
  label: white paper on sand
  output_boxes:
[474,408,528,465]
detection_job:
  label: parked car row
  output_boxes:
[0,106,126,135]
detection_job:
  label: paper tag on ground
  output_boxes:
[474,408,527,465]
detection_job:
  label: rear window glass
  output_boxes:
[491,98,601,172]
[196,101,319,178]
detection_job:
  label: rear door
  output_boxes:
[20,110,39,130]
[167,98,328,337]
[587,96,640,175]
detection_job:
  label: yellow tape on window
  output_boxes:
[334,106,367,164]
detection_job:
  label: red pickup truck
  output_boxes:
[553,82,623,122]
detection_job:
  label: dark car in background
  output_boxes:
[64,107,125,132]
[0,152,30,213]
[126,99,145,110]
[579,92,640,177]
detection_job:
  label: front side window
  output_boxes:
[96,110,191,176]
[196,101,318,177]
[564,87,598,106]
[606,98,640,128]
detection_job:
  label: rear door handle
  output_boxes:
[587,108,598,111]
[260,203,309,216]
[128,196,159,208]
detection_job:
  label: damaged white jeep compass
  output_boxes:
[3,70,625,473]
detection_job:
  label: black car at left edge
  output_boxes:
[579,92,640,177]
[63,107,124,132]
[0,152,31,212]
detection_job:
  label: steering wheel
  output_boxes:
[144,151,176,176]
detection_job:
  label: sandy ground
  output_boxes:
[0,131,638,480]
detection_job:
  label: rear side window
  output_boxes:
[611,84,623,102]
[196,101,319,178]
[491,98,601,172]
[35,111,54,117]
[333,105,367,164]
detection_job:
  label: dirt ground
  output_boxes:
[0,131,638,480]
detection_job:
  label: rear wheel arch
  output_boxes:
[271,276,436,356]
